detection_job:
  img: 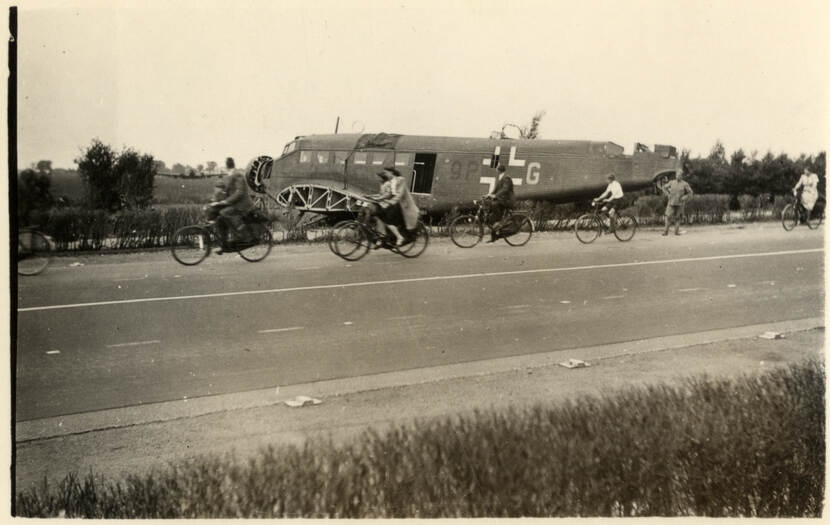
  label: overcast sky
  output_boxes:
[17,0,830,169]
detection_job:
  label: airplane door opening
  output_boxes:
[412,153,436,194]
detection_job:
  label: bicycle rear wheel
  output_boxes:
[781,204,797,231]
[613,215,637,242]
[805,208,822,229]
[17,230,51,276]
[397,221,429,258]
[503,214,533,246]
[574,215,601,244]
[331,221,370,261]
[171,225,211,265]
[238,223,273,262]
[449,214,483,248]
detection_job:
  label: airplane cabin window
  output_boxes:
[372,152,388,165]
[334,151,348,164]
[316,151,330,164]
[354,152,367,165]
[299,151,311,163]
[395,153,410,166]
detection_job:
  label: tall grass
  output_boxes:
[16,359,824,518]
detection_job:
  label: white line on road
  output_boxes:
[677,287,707,292]
[18,248,823,313]
[45,350,60,355]
[603,295,626,300]
[387,314,426,320]
[106,340,161,348]
[499,304,532,310]
[257,327,304,334]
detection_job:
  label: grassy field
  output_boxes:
[47,170,218,205]
[15,358,824,518]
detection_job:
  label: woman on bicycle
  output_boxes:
[794,167,820,222]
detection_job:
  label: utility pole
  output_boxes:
[334,116,340,134]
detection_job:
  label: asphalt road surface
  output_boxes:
[15,223,824,422]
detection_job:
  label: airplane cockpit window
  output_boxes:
[316,152,330,164]
[299,151,311,163]
[372,152,388,166]
[282,141,297,156]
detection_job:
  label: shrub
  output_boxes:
[16,359,824,518]
[17,169,54,223]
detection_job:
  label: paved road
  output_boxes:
[15,223,824,421]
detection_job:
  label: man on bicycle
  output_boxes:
[592,174,624,232]
[485,164,515,242]
[209,167,254,253]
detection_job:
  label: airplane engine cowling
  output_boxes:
[245,155,274,194]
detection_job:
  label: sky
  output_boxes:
[15,0,830,169]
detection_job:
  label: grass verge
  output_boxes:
[15,359,824,517]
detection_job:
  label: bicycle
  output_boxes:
[171,207,273,265]
[782,191,823,231]
[329,199,429,261]
[574,201,637,244]
[17,227,52,276]
[448,198,533,248]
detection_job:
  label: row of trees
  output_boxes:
[75,139,158,211]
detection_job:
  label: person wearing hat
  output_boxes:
[485,164,515,242]
[209,162,254,253]
[373,166,420,246]
[592,173,624,232]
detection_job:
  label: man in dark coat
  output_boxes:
[210,168,254,252]
[486,164,515,242]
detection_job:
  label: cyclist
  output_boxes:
[592,173,624,232]
[793,167,820,224]
[209,167,254,253]
[485,164,515,242]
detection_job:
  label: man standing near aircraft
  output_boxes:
[662,171,694,236]
[592,174,624,232]
[486,164,515,242]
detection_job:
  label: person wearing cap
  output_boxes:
[662,170,693,235]
[210,159,254,253]
[592,173,624,232]
[485,164,515,242]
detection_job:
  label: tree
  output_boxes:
[206,161,217,172]
[226,157,235,170]
[171,163,186,175]
[196,164,204,174]
[76,139,119,210]
[17,168,53,221]
[36,160,52,174]
[153,160,167,172]
[115,148,157,209]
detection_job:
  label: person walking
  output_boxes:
[662,171,693,236]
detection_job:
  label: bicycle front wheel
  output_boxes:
[171,225,211,265]
[574,215,601,244]
[330,221,370,261]
[398,221,430,258]
[503,214,534,246]
[238,223,273,262]
[781,204,797,231]
[449,214,483,248]
[17,230,51,276]
[613,215,637,242]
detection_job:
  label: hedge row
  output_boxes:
[24,193,810,252]
[15,358,824,517]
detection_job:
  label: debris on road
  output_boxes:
[559,358,591,369]
[285,395,322,408]
[759,331,785,340]
[69,262,84,267]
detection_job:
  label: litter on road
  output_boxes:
[759,331,785,340]
[285,395,322,408]
[559,358,591,369]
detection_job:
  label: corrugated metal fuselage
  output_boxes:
[253,133,681,213]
